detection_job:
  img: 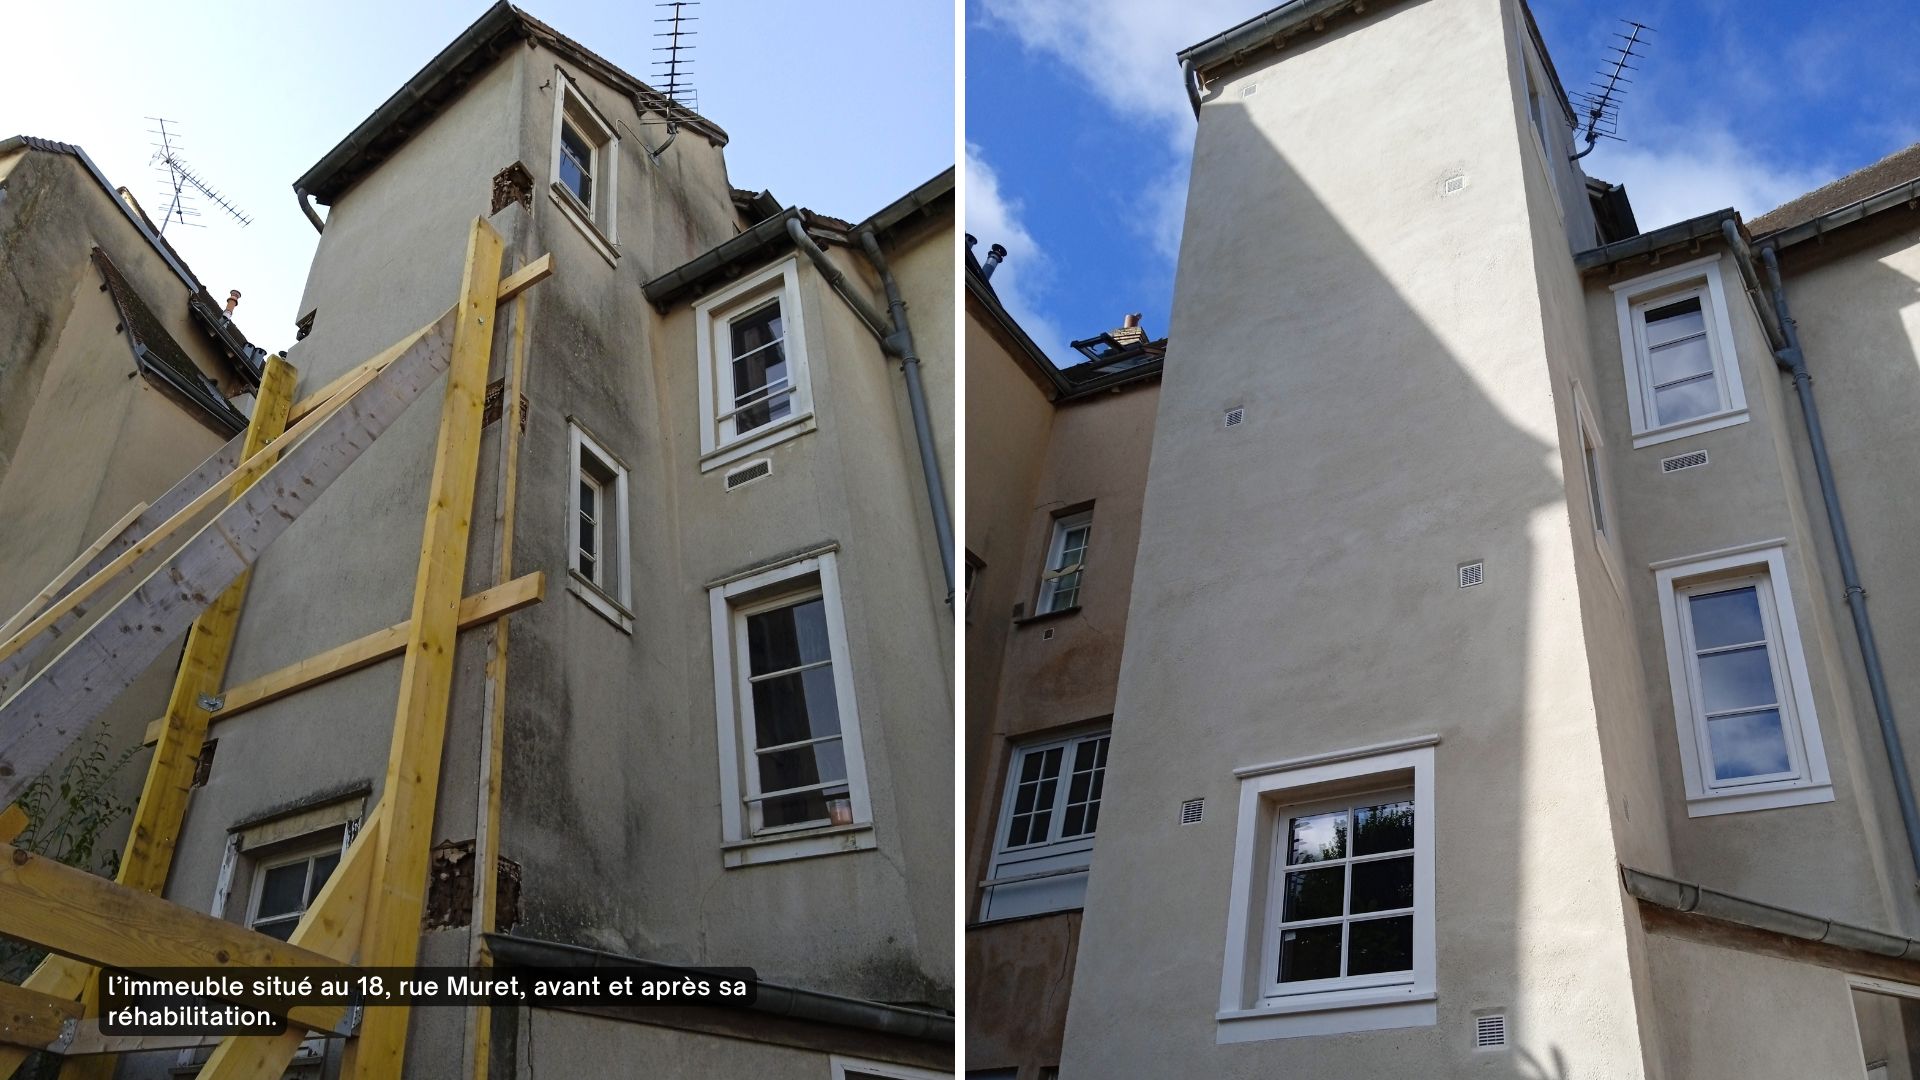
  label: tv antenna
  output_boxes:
[645,2,698,159]
[1569,20,1653,162]
[146,117,252,233]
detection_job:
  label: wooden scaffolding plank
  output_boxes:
[346,217,505,1080]
[0,845,350,1033]
[0,805,24,845]
[138,573,546,747]
[0,311,460,806]
[0,981,81,1052]
[0,958,90,1076]
[0,500,148,644]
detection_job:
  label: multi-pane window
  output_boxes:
[725,300,792,436]
[548,72,619,257]
[247,844,340,942]
[1270,791,1415,992]
[982,729,1108,921]
[558,119,594,209]
[568,424,630,629]
[743,594,851,832]
[1036,511,1092,615]
[1656,546,1833,815]
[1613,257,1748,447]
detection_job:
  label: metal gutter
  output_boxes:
[1622,867,1920,959]
[1177,0,1360,75]
[858,167,955,241]
[1761,175,1920,252]
[965,264,1070,399]
[1573,206,1737,272]
[484,934,953,1044]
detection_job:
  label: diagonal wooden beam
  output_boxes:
[139,573,545,747]
[0,311,462,806]
[0,845,350,1033]
[0,501,148,645]
[0,980,81,1052]
[0,805,24,845]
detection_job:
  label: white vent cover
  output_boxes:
[1458,561,1484,589]
[1181,798,1205,825]
[1224,407,1245,429]
[1661,449,1709,473]
[1474,1014,1508,1050]
[1443,174,1469,195]
[724,459,772,490]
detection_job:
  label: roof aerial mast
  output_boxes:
[646,2,699,161]
[146,117,252,233]
[1569,20,1653,162]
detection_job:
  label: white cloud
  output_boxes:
[1587,126,1836,230]
[964,144,1074,364]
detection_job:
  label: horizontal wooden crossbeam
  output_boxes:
[0,980,80,1051]
[140,573,544,746]
[0,844,351,1032]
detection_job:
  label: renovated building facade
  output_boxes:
[13,5,955,1078]
[966,0,1920,1077]
[962,240,1162,1080]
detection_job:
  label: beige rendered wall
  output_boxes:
[1059,0,1647,1074]
[1643,932,1867,1080]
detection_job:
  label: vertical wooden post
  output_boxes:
[463,287,531,1080]
[342,217,505,1080]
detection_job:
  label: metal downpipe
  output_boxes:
[784,217,895,344]
[1753,237,1920,885]
[858,226,955,601]
[1182,59,1202,118]
[295,187,324,234]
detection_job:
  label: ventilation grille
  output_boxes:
[724,459,772,490]
[1443,174,1469,195]
[1661,449,1709,473]
[1224,408,1245,429]
[1459,561,1484,589]
[1181,798,1205,825]
[1474,1014,1508,1049]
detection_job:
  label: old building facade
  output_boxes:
[967,0,1920,1077]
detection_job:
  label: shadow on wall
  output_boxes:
[1058,8,1637,1076]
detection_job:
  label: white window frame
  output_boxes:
[979,727,1110,921]
[1612,255,1749,448]
[244,835,347,941]
[1653,541,1832,816]
[709,548,874,867]
[1034,510,1092,615]
[1218,736,1437,1043]
[1571,381,1622,592]
[693,257,816,472]
[547,69,619,265]
[829,1056,951,1080]
[567,421,632,633]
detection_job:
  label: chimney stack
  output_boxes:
[982,243,1007,281]
[224,289,241,318]
[1109,312,1146,347]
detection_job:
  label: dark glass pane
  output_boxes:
[1643,296,1704,345]
[579,551,596,582]
[1655,377,1720,425]
[1698,646,1777,713]
[559,123,593,205]
[1690,587,1764,650]
[254,918,296,943]
[761,788,833,829]
[1353,800,1414,855]
[1279,924,1343,983]
[1707,710,1792,780]
[308,852,340,904]
[578,515,596,560]
[1287,810,1346,865]
[1348,915,1414,975]
[1062,804,1086,836]
[746,599,828,676]
[730,302,789,433]
[750,672,819,748]
[256,863,306,919]
[578,479,595,519]
[1351,856,1414,913]
[1281,867,1344,922]
[1080,802,1100,835]
[1067,769,1092,805]
[757,740,846,798]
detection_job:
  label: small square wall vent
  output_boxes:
[724,459,772,490]
[1661,449,1709,473]
[1474,1013,1508,1050]
[1443,174,1469,195]
[1224,407,1245,429]
[1458,561,1484,589]
[1181,798,1205,825]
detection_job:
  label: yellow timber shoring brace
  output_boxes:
[0,218,551,1078]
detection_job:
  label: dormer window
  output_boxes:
[547,70,618,264]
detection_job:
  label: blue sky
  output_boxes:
[3,1,951,352]
[966,0,1920,366]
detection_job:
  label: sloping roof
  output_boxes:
[2,136,265,386]
[295,2,727,206]
[1749,142,1920,237]
[91,248,248,435]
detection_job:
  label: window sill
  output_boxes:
[699,412,816,473]
[1631,408,1748,449]
[1013,605,1081,626]
[548,184,618,267]
[1216,987,1436,1043]
[722,821,875,868]
[1686,781,1833,818]
[567,570,633,634]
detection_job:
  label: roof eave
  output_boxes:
[1760,175,1920,252]
[1575,207,1738,274]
